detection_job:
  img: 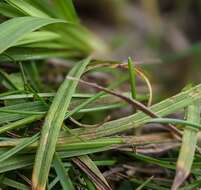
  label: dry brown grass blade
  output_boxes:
[171,100,200,190]
[72,156,112,190]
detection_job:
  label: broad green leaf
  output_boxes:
[0,16,65,54]
[15,31,61,46]
[1,0,107,57]
[0,48,79,61]
[25,0,57,18]
[0,2,24,17]
[53,0,79,23]
[32,57,91,190]
[5,0,50,18]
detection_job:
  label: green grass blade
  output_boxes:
[0,115,42,134]
[127,152,175,170]
[0,155,34,173]
[48,177,59,190]
[0,69,19,90]
[128,57,136,100]
[32,57,91,190]
[0,16,65,54]
[131,178,168,190]
[0,133,38,163]
[0,48,79,61]
[83,174,96,190]
[147,118,201,130]
[53,0,79,23]
[53,153,75,190]
[81,83,201,138]
[14,31,60,46]
[1,177,29,190]
[171,100,200,190]
[0,2,24,17]
[0,92,92,100]
[136,176,154,190]
[25,0,56,18]
[5,0,50,18]
[0,101,46,124]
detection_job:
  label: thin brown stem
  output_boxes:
[67,76,182,138]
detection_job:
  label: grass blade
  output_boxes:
[1,177,29,190]
[32,57,91,190]
[0,16,65,54]
[14,31,60,46]
[128,57,136,100]
[136,176,154,190]
[53,153,75,190]
[82,83,201,138]
[0,69,19,90]
[147,118,201,130]
[73,155,112,190]
[0,2,24,17]
[0,101,46,124]
[0,133,38,163]
[171,100,200,190]
[53,0,79,23]
[5,0,50,18]
[0,155,34,173]
[0,48,79,61]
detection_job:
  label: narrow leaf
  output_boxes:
[86,83,201,138]
[32,57,90,190]
[53,153,75,190]
[0,2,24,17]
[147,118,201,130]
[5,0,50,18]
[0,133,38,163]
[128,57,136,100]
[0,48,79,61]
[73,155,112,190]
[0,16,65,54]
[171,100,200,190]
[1,177,29,190]
[15,31,60,46]
[53,0,79,23]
